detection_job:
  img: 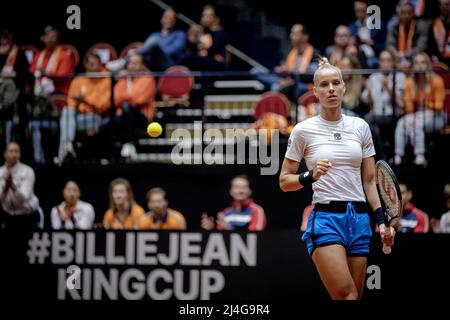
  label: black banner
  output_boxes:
[2,230,450,303]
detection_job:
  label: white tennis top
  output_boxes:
[285,114,376,204]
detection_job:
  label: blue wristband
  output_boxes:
[374,207,385,226]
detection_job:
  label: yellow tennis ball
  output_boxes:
[147,122,162,137]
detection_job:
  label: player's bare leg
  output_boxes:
[347,256,367,299]
[312,244,359,300]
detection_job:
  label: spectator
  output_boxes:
[341,55,365,114]
[394,52,446,166]
[253,24,320,101]
[429,0,450,66]
[181,5,227,71]
[348,0,387,55]
[107,8,186,72]
[29,26,76,95]
[386,2,429,70]
[0,29,29,79]
[325,25,370,69]
[398,182,429,233]
[0,142,42,230]
[201,175,266,231]
[439,183,450,232]
[362,50,406,158]
[51,180,95,229]
[0,76,17,147]
[114,53,156,158]
[0,29,30,146]
[102,178,145,230]
[28,26,77,164]
[139,187,186,230]
[362,50,406,119]
[137,8,186,70]
[57,53,111,164]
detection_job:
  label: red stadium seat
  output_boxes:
[61,44,80,67]
[158,65,194,107]
[86,43,117,64]
[254,92,290,120]
[297,90,319,121]
[119,42,143,58]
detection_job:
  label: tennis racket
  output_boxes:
[376,160,402,254]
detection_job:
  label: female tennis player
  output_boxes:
[279,57,395,300]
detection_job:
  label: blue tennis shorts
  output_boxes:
[301,201,373,256]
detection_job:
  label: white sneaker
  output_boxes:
[106,58,126,72]
[414,154,427,166]
[120,143,136,158]
[394,155,402,165]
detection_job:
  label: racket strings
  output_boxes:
[377,168,400,219]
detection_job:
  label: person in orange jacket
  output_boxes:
[114,53,156,157]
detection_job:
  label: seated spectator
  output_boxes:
[348,0,387,56]
[201,175,266,231]
[103,178,145,230]
[0,76,17,147]
[429,0,450,66]
[439,183,450,232]
[394,52,446,166]
[430,183,450,233]
[325,25,370,69]
[57,53,111,164]
[0,142,42,230]
[107,8,186,72]
[114,53,156,158]
[0,29,30,146]
[137,8,186,71]
[139,187,186,230]
[386,2,429,70]
[341,55,365,115]
[362,50,406,158]
[51,180,95,229]
[398,182,429,233]
[28,26,77,164]
[253,24,320,101]
[180,5,227,71]
[29,25,76,95]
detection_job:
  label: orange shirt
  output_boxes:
[404,74,445,113]
[114,75,156,120]
[138,208,186,230]
[103,203,145,230]
[67,72,111,114]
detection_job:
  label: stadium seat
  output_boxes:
[157,65,194,107]
[253,92,290,120]
[119,42,143,58]
[61,44,80,67]
[86,43,118,64]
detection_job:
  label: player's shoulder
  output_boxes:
[344,115,369,130]
[292,116,320,132]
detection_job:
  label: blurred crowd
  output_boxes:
[0,1,449,166]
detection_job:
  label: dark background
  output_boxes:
[0,0,405,70]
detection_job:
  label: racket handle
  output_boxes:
[383,244,392,255]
